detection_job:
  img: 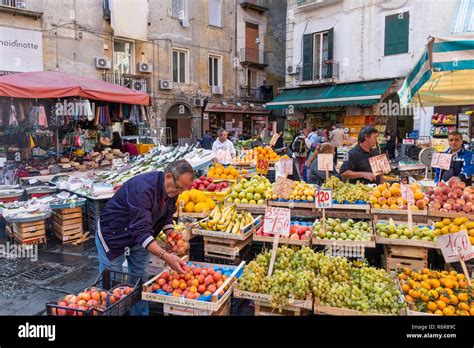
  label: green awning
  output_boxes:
[265,79,394,110]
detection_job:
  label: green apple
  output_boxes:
[238,192,246,199]
[240,198,249,204]
[246,193,254,201]
[249,200,257,205]
[234,198,241,204]
[257,199,264,205]
[254,193,262,201]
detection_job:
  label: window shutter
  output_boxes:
[302,33,313,81]
[326,28,334,78]
[208,0,222,27]
[397,12,409,54]
[384,15,397,55]
[385,12,409,55]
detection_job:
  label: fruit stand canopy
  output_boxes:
[398,34,474,107]
[264,79,394,110]
[0,71,150,105]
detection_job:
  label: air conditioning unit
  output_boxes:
[212,86,223,95]
[159,80,173,90]
[193,98,204,107]
[180,19,190,27]
[137,62,153,73]
[287,65,301,75]
[15,1,26,9]
[95,57,112,69]
[132,80,147,92]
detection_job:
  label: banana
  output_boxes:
[211,206,222,223]
[219,206,233,224]
[199,221,207,229]
[232,218,241,234]
[225,220,234,234]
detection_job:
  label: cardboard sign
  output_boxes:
[431,152,452,170]
[437,230,474,263]
[256,158,269,175]
[263,207,291,237]
[317,154,334,171]
[272,177,294,200]
[369,154,391,176]
[401,184,414,205]
[275,158,293,178]
[315,189,333,209]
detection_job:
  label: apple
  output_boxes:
[296,226,306,236]
[198,184,206,191]
[200,175,206,181]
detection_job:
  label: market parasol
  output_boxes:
[398,34,474,107]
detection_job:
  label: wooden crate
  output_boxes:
[253,234,311,247]
[8,220,47,244]
[52,207,84,244]
[163,298,231,316]
[203,236,252,260]
[254,301,309,316]
[7,223,47,246]
[313,298,403,316]
[382,245,428,272]
[233,288,313,311]
[192,215,262,241]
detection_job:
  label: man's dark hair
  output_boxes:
[448,130,463,138]
[165,160,194,179]
[358,126,378,143]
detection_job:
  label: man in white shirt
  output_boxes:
[212,129,236,164]
[329,124,345,165]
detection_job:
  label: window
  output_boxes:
[114,40,134,75]
[171,0,186,19]
[172,49,188,83]
[302,28,333,81]
[384,12,409,56]
[208,55,221,87]
[208,0,222,27]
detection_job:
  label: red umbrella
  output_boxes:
[0,71,150,105]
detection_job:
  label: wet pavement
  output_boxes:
[0,229,99,315]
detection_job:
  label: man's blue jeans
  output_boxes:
[95,232,150,315]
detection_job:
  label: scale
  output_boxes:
[419,147,437,180]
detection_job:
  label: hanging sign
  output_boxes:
[369,154,391,176]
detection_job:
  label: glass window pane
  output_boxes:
[213,58,218,86]
[209,57,213,86]
[179,52,186,83]
[173,51,178,82]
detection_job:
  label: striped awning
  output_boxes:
[398,34,474,107]
[451,0,474,34]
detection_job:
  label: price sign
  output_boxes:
[275,158,293,178]
[401,184,414,205]
[431,152,452,170]
[256,158,269,175]
[403,139,415,145]
[273,177,294,200]
[263,207,291,237]
[315,189,333,209]
[369,154,391,176]
[317,154,334,171]
[437,230,474,263]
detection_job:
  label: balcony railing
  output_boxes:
[1,0,26,8]
[239,0,268,12]
[240,85,273,102]
[101,73,151,93]
[240,48,268,66]
[301,61,339,83]
[297,0,342,10]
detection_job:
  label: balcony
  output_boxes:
[239,48,268,68]
[240,85,273,102]
[297,0,342,11]
[300,61,339,84]
[239,0,268,13]
[101,73,151,94]
[0,0,42,18]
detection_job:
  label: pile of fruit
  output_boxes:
[148,264,234,301]
[369,183,428,210]
[207,164,241,180]
[226,176,272,205]
[233,149,257,165]
[198,204,254,234]
[313,218,373,242]
[268,181,315,202]
[255,220,312,241]
[177,189,216,214]
[398,268,474,316]
[50,286,134,316]
[322,177,372,204]
[190,175,231,192]
[376,220,437,242]
[238,246,404,314]
[427,177,474,214]
[253,146,280,162]
[162,222,190,255]
[434,217,474,244]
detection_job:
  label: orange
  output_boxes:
[427,302,437,312]
[458,293,469,302]
[436,300,447,310]
[440,295,450,304]
[445,288,454,296]
[470,307,474,316]
[449,295,459,305]
[401,284,411,293]
[444,279,454,289]
[382,190,392,198]
[458,302,470,311]
[421,281,431,290]
[405,295,414,302]
[409,289,421,299]
[443,307,455,316]
[398,273,407,281]
[430,279,441,288]
[434,309,443,316]
[428,290,439,299]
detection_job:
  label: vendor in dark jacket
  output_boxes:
[96,160,194,315]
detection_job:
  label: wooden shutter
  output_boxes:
[385,12,409,55]
[384,15,397,55]
[397,12,409,54]
[302,33,313,80]
[326,28,334,78]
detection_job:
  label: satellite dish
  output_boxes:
[419,147,436,180]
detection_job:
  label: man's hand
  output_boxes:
[163,253,187,273]
[361,172,376,182]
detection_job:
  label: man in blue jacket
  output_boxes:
[434,131,474,185]
[96,160,194,315]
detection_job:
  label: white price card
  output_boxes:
[369,154,391,176]
[437,230,474,263]
[263,207,291,237]
[317,154,334,171]
[431,152,452,170]
[401,184,414,205]
[315,189,333,209]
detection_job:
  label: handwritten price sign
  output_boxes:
[273,177,294,200]
[275,158,293,178]
[401,184,414,205]
[369,154,391,176]
[437,230,474,263]
[263,207,291,236]
[317,154,334,171]
[315,189,333,209]
[431,152,452,170]
[256,158,269,175]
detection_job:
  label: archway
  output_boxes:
[166,103,192,145]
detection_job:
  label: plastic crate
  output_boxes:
[204,243,252,266]
[45,269,143,316]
